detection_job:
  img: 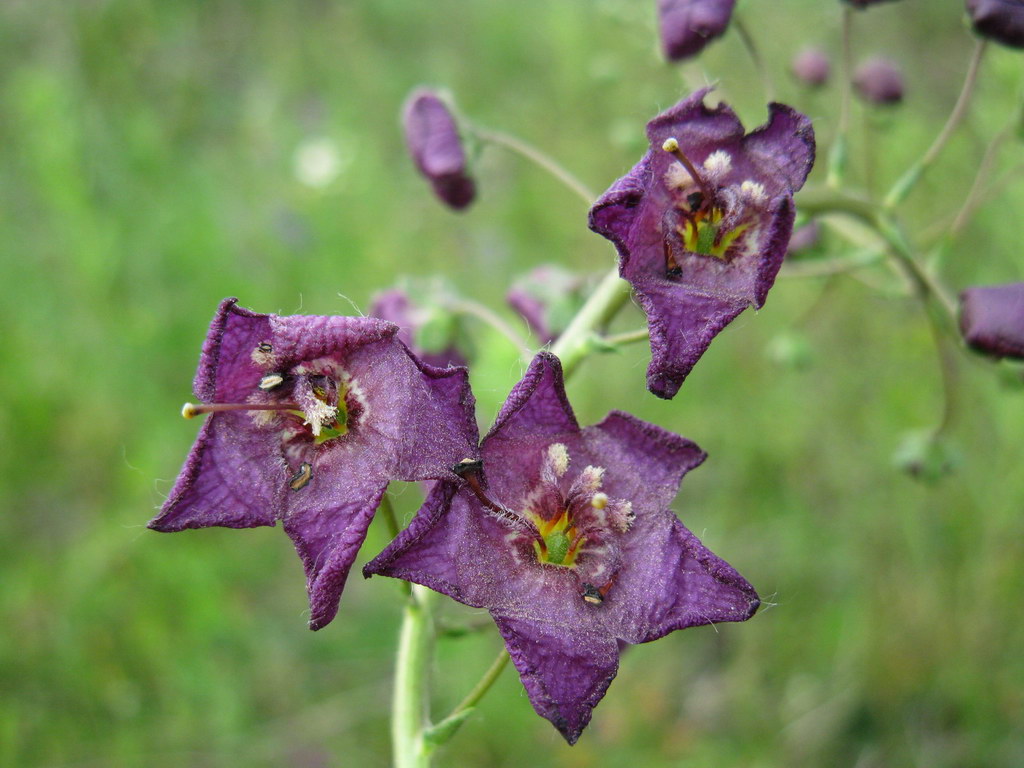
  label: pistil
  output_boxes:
[181,401,300,419]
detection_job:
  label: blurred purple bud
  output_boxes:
[966,0,1024,49]
[853,57,905,105]
[786,221,821,256]
[507,266,588,344]
[370,283,470,368]
[658,0,736,62]
[959,282,1024,359]
[402,89,476,210]
[791,48,831,87]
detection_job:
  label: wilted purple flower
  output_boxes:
[506,265,588,344]
[959,282,1024,358]
[853,57,905,104]
[150,298,478,630]
[370,284,469,369]
[403,89,476,210]
[966,0,1024,48]
[589,88,815,398]
[791,47,831,87]
[658,0,736,62]
[365,354,759,743]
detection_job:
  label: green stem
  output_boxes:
[884,39,987,209]
[448,298,534,361]
[549,266,634,377]
[603,327,650,347]
[827,6,854,188]
[379,493,412,597]
[475,128,596,205]
[422,648,511,753]
[392,585,435,768]
[733,15,775,102]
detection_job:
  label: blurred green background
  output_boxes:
[2,0,1023,765]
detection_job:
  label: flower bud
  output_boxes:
[507,265,589,344]
[402,89,476,210]
[966,0,1024,49]
[791,48,831,87]
[658,0,736,62]
[786,220,821,256]
[959,282,1024,359]
[893,430,960,484]
[370,280,470,368]
[853,57,905,105]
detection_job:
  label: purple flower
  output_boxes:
[959,282,1024,358]
[966,0,1024,49]
[506,265,588,344]
[149,298,478,630]
[370,284,469,369]
[403,89,476,210]
[853,57,905,104]
[658,0,736,62]
[589,88,815,399]
[791,47,831,87]
[365,354,759,743]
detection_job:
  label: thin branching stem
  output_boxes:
[475,128,596,205]
[734,15,775,102]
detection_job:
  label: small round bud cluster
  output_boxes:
[791,48,831,87]
[853,57,905,105]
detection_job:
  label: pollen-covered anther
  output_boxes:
[259,373,285,390]
[547,443,570,477]
[664,162,694,191]
[303,399,338,437]
[703,150,732,180]
[607,500,634,533]
[575,465,605,495]
[739,180,767,205]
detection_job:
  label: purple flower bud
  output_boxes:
[370,284,469,369]
[959,282,1024,358]
[507,265,588,344]
[786,220,821,256]
[853,57,905,105]
[658,0,736,62]
[402,89,476,210]
[791,47,831,87]
[966,0,1024,49]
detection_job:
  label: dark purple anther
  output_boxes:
[149,298,478,630]
[791,47,831,87]
[959,282,1024,358]
[853,57,905,104]
[658,0,736,62]
[365,354,758,744]
[589,88,815,398]
[403,89,476,210]
[966,0,1024,49]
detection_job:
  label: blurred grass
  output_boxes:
[2,0,1023,765]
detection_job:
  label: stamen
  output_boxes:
[581,583,604,605]
[259,373,285,390]
[662,137,713,203]
[289,462,313,491]
[458,462,541,539]
[180,401,300,419]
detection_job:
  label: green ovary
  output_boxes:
[681,213,749,259]
[544,531,570,565]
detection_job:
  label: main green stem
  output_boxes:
[392,585,435,768]
[550,266,634,377]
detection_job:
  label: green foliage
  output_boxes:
[2,0,1023,766]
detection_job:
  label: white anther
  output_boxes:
[577,465,605,494]
[703,150,733,180]
[547,443,570,477]
[664,163,694,191]
[259,373,284,390]
[740,180,767,204]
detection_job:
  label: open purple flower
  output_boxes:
[150,298,478,630]
[589,88,815,398]
[966,0,1024,49]
[365,354,759,743]
[959,282,1024,358]
[658,0,736,62]
[403,89,476,210]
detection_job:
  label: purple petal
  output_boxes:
[494,614,619,745]
[150,412,287,531]
[194,298,274,403]
[485,353,579,446]
[283,458,389,630]
[743,104,816,195]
